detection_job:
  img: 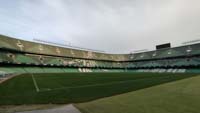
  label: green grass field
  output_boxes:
[0,72,197,105]
[76,74,200,113]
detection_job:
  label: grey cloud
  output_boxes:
[0,0,199,53]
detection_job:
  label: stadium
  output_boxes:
[0,1,200,113]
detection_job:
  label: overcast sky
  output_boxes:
[0,0,200,54]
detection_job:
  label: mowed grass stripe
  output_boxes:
[34,73,156,89]
[34,73,188,89]
[76,75,200,113]
[0,73,196,105]
[38,75,178,92]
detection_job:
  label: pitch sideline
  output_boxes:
[31,73,40,92]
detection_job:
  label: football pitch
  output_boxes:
[0,72,197,105]
[76,74,200,113]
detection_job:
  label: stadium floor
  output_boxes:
[1,74,199,113]
[76,74,200,113]
[0,72,195,105]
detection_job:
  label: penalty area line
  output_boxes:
[31,73,40,92]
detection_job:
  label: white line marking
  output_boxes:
[31,73,40,92]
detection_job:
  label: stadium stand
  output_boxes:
[0,34,200,74]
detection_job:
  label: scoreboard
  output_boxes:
[156,43,171,50]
